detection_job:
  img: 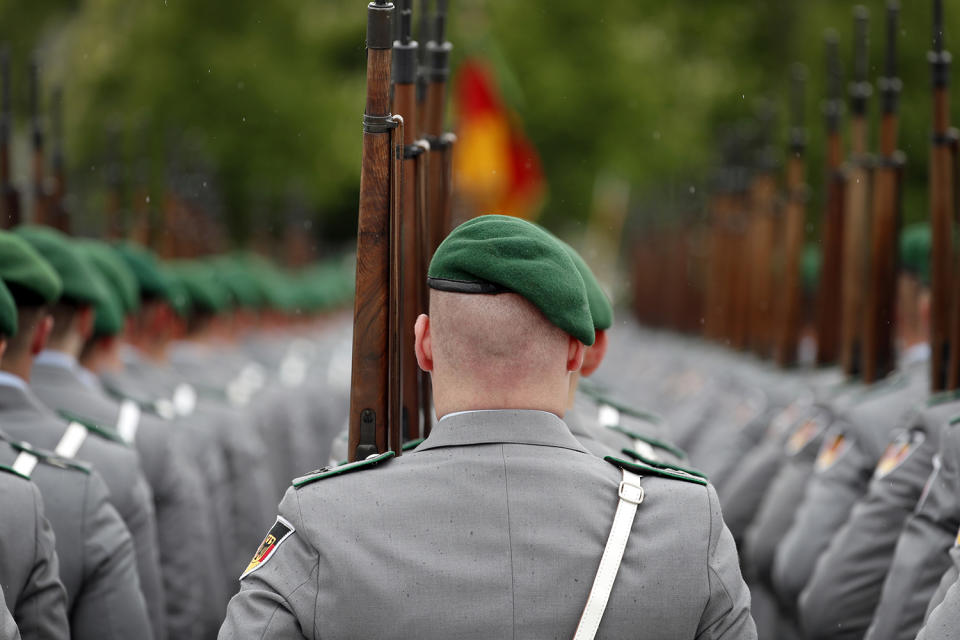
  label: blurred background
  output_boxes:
[0,0,948,267]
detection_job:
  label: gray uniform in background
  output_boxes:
[30,353,215,640]
[0,379,165,640]
[916,558,960,640]
[0,436,151,640]
[0,586,19,640]
[0,466,69,640]
[219,410,756,639]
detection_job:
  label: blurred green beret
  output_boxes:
[208,256,263,309]
[13,225,111,308]
[89,279,125,337]
[0,229,62,305]
[801,245,821,295]
[900,223,931,286]
[171,261,230,315]
[428,214,594,345]
[0,278,17,337]
[557,239,613,331]
[113,242,173,301]
[77,240,140,315]
[158,268,191,318]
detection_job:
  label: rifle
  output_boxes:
[48,87,69,233]
[392,0,431,440]
[930,0,956,390]
[747,104,778,357]
[29,58,48,226]
[423,0,455,255]
[815,32,846,367]
[775,65,808,368]
[839,6,872,378]
[861,1,904,384]
[349,0,404,461]
[0,46,19,229]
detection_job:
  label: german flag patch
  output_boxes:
[815,432,850,472]
[874,431,924,479]
[241,516,295,580]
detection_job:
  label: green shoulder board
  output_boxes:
[402,438,425,452]
[0,463,29,480]
[8,440,92,475]
[293,451,395,489]
[56,410,128,446]
[620,448,707,480]
[606,426,687,460]
[604,455,708,486]
[927,388,960,407]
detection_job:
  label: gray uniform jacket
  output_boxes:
[916,563,960,640]
[219,410,756,639]
[0,437,151,640]
[31,356,213,640]
[0,381,165,638]
[0,585,20,640]
[0,467,69,640]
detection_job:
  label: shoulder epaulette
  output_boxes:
[401,438,425,452]
[56,409,128,446]
[0,463,29,480]
[606,426,687,460]
[604,455,708,486]
[293,451,394,488]
[620,448,707,480]
[7,440,92,475]
[927,389,960,407]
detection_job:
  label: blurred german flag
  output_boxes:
[453,60,545,221]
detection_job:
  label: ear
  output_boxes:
[31,315,54,357]
[566,334,586,373]
[76,306,96,341]
[414,314,433,372]
[0,338,6,362]
[579,329,608,377]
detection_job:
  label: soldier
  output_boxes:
[0,229,165,639]
[218,215,755,639]
[0,587,18,640]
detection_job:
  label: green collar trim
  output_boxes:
[402,438,425,452]
[293,451,395,488]
[604,455,708,486]
[620,448,707,480]
[7,440,91,475]
[606,426,686,460]
[0,463,29,480]
[927,388,960,407]
[56,409,128,446]
[598,398,665,426]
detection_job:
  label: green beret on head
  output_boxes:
[158,268,191,318]
[90,280,125,337]
[557,239,613,331]
[0,279,17,337]
[0,230,62,305]
[77,240,140,315]
[801,245,821,295]
[170,262,231,315]
[900,223,931,286]
[13,225,111,308]
[113,242,173,301]
[428,214,595,345]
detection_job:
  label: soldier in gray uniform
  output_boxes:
[0,586,19,640]
[0,229,166,639]
[219,215,755,638]
[916,557,960,640]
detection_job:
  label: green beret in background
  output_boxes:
[13,225,112,308]
[556,239,613,331]
[0,278,17,337]
[0,230,63,305]
[89,277,125,337]
[801,245,821,295]
[428,214,594,345]
[113,242,173,301]
[208,256,264,309]
[900,223,931,286]
[158,268,192,318]
[170,261,231,315]
[77,240,141,315]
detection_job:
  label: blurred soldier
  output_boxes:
[0,586,18,640]
[0,229,165,639]
[916,552,960,640]
[219,215,756,639]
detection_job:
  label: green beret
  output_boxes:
[158,268,191,318]
[90,279,125,337]
[801,245,821,295]
[170,261,230,315]
[0,278,17,337]
[208,257,263,309]
[428,215,594,345]
[113,242,173,301]
[13,225,111,308]
[0,230,63,305]
[900,223,931,286]
[77,240,140,315]
[557,239,612,331]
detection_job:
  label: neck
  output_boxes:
[1,355,33,382]
[432,377,570,419]
[567,372,581,409]
[81,342,122,374]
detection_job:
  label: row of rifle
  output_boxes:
[348,0,457,461]
[634,0,960,401]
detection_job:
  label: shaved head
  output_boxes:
[416,291,584,418]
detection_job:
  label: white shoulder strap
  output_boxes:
[55,422,88,459]
[573,468,645,640]
[116,400,142,444]
[11,451,38,478]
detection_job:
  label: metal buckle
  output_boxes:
[618,480,645,505]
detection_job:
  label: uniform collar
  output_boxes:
[0,371,29,393]
[34,350,79,371]
[418,409,589,455]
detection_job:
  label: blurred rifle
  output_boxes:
[747,105,778,357]
[423,0,455,255]
[0,47,19,229]
[930,0,958,390]
[349,0,405,461]
[29,58,49,226]
[839,6,872,378]
[48,87,69,232]
[815,32,846,367]
[392,0,431,440]
[775,65,808,367]
[861,1,904,384]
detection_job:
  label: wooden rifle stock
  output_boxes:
[747,170,777,356]
[423,0,454,255]
[0,46,18,229]
[349,0,404,461]
[48,87,69,233]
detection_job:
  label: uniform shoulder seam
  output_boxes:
[603,455,708,486]
[293,451,395,488]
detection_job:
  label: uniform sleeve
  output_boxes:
[0,586,21,640]
[695,485,757,639]
[123,466,167,640]
[72,472,153,640]
[16,483,69,640]
[218,490,318,640]
[916,573,960,640]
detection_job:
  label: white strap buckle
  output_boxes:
[618,479,645,505]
